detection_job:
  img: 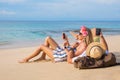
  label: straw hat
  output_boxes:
[86,42,106,59]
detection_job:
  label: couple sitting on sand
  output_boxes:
[19,26,109,64]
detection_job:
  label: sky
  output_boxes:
[0,0,120,21]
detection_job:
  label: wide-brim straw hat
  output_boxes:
[86,42,106,59]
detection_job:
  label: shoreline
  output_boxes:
[0,34,120,50]
[1,34,120,53]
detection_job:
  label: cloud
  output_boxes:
[90,0,120,4]
[0,0,26,3]
[0,10,16,15]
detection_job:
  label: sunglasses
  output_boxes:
[79,32,82,35]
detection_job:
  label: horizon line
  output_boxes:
[0,20,120,22]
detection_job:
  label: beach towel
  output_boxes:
[103,53,116,67]
[74,56,103,69]
[74,53,116,69]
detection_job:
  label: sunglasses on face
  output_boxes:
[79,32,82,35]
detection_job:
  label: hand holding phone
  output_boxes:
[62,33,66,39]
[62,32,68,41]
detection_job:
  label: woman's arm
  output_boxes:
[62,33,70,47]
[71,42,79,48]
[100,33,108,50]
[74,42,87,56]
[70,31,79,40]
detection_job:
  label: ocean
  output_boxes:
[0,21,120,49]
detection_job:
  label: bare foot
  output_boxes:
[18,59,28,63]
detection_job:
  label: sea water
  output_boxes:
[0,21,120,49]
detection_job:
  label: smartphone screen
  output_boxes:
[96,28,101,36]
[62,33,66,39]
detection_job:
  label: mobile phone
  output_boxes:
[96,28,101,36]
[62,33,66,39]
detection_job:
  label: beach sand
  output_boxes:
[0,35,120,80]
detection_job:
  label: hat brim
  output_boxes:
[86,42,106,57]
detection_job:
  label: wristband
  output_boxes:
[64,46,67,49]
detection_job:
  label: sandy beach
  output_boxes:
[0,35,120,80]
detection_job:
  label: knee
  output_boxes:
[45,36,51,41]
[38,44,44,49]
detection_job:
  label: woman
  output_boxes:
[18,26,92,63]
[66,27,109,64]
[64,26,93,63]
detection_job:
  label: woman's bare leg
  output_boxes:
[44,36,59,49]
[35,36,59,61]
[33,52,46,62]
[18,45,54,63]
